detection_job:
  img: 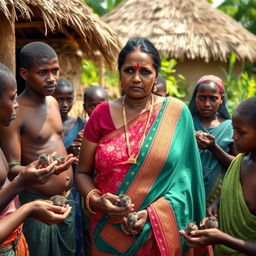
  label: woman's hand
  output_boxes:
[121,210,148,236]
[27,200,72,225]
[91,192,134,221]
[179,229,225,247]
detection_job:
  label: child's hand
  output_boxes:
[195,131,216,150]
[66,130,84,157]
[179,229,225,247]
[28,200,72,225]
[54,154,77,175]
[17,160,57,187]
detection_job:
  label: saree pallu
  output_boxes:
[192,115,233,207]
[92,97,210,256]
[215,154,256,256]
[19,191,76,256]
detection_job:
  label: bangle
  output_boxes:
[8,162,21,167]
[85,189,102,214]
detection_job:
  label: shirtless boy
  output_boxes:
[0,42,76,256]
[0,63,71,255]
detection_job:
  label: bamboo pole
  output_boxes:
[99,57,105,87]
[0,6,15,74]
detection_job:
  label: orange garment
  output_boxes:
[0,196,29,255]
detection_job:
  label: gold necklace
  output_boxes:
[122,95,154,164]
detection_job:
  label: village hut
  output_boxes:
[0,0,122,99]
[103,0,256,91]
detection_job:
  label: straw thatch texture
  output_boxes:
[0,0,122,69]
[103,0,256,62]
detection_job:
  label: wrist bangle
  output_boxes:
[85,189,102,214]
[8,162,21,167]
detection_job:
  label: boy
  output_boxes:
[54,77,86,256]
[0,63,71,255]
[83,85,108,117]
[0,42,76,256]
[54,77,85,157]
[153,76,169,97]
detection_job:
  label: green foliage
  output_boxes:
[82,59,119,88]
[223,53,256,114]
[160,56,188,99]
[84,0,123,16]
[81,60,99,85]
[218,0,256,35]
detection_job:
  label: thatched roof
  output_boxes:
[0,0,122,69]
[103,0,256,62]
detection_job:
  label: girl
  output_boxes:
[188,75,236,212]
[181,97,256,255]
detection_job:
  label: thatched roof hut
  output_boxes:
[103,0,256,89]
[0,0,122,93]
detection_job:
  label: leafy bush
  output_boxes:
[160,56,188,100]
[223,53,256,114]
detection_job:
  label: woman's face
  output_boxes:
[120,48,156,98]
[195,82,223,119]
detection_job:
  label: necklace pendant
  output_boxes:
[128,157,137,164]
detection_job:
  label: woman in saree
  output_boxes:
[188,75,236,213]
[76,37,211,256]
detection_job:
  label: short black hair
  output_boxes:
[0,63,16,97]
[118,37,160,76]
[156,76,167,91]
[20,42,57,70]
[83,86,108,102]
[55,77,74,93]
[235,97,256,128]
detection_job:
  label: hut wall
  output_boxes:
[175,59,243,94]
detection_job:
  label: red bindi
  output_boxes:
[134,63,140,71]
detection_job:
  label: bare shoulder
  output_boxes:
[46,96,59,108]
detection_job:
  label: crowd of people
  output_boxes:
[0,37,255,256]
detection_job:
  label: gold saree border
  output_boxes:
[126,97,183,209]
[149,197,182,256]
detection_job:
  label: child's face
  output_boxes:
[153,83,167,97]
[20,57,59,96]
[232,112,256,153]
[84,94,107,117]
[195,82,223,119]
[54,87,74,119]
[0,78,18,126]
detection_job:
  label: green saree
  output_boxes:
[92,97,207,255]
